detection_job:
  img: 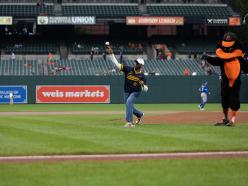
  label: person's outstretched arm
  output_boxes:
[106,45,122,70]
[202,55,222,66]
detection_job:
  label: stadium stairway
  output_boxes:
[54,3,62,16]
[145,42,155,60]
[138,2,147,15]
[59,43,69,59]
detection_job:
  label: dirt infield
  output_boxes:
[1,111,248,124]
[144,111,248,124]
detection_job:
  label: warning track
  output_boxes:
[1,151,248,163]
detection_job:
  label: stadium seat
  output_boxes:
[147,4,235,18]
[0,4,53,17]
[0,0,53,3]
[62,5,140,17]
[3,42,58,54]
[0,57,223,76]
[0,59,40,76]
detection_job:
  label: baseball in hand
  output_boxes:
[105,42,113,54]
[142,85,149,92]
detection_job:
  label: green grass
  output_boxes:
[1,158,248,186]
[0,114,248,156]
[1,104,248,186]
[1,103,248,112]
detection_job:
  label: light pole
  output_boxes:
[242,13,248,24]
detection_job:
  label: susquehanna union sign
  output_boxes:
[37,16,96,25]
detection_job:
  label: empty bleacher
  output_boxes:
[62,4,140,17]
[0,1,236,18]
[47,58,120,76]
[0,4,54,17]
[175,39,216,54]
[137,58,206,75]
[46,58,207,76]
[71,39,143,55]
[150,36,216,55]
[3,42,58,54]
[0,58,217,76]
[0,0,222,3]
[0,59,41,76]
[146,0,222,3]
[62,0,138,3]
[147,4,235,18]
[0,0,53,3]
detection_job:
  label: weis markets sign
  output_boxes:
[37,16,96,25]
[36,85,110,103]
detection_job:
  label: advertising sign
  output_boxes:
[126,16,184,25]
[206,18,228,26]
[36,85,110,103]
[37,16,96,25]
[229,17,241,26]
[0,86,27,104]
[0,16,12,25]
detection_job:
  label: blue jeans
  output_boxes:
[124,92,143,123]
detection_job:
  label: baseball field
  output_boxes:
[1,103,248,186]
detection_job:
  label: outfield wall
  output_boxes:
[1,75,248,104]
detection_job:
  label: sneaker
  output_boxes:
[130,124,135,128]
[123,122,135,128]
[226,121,235,127]
[135,113,144,125]
[198,105,205,111]
[214,119,230,126]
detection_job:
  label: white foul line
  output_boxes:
[1,151,248,162]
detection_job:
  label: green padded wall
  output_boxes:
[1,75,248,104]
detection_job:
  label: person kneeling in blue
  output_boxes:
[198,82,210,110]
[105,42,148,128]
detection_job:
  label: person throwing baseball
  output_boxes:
[105,42,148,128]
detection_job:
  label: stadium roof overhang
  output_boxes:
[5,14,241,27]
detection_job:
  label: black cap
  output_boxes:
[223,32,237,42]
